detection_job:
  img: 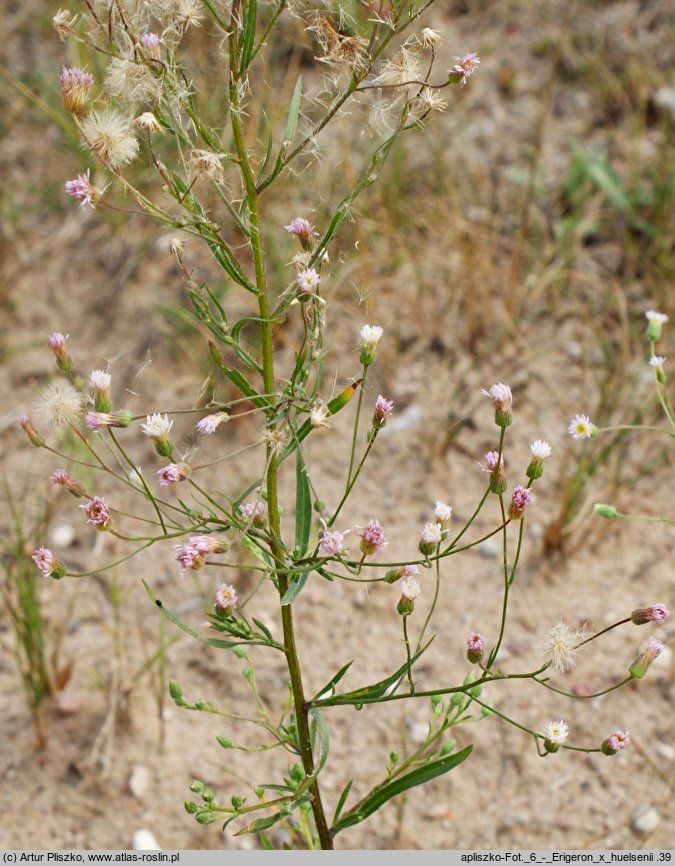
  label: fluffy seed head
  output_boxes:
[310,402,331,431]
[543,621,589,673]
[53,9,78,40]
[190,149,225,181]
[105,58,162,103]
[375,46,424,95]
[35,381,84,429]
[80,109,139,170]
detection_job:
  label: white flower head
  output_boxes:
[434,500,452,524]
[142,413,173,440]
[543,719,569,745]
[568,414,595,440]
[360,324,383,351]
[400,576,421,601]
[530,440,552,459]
[645,310,668,324]
[89,369,111,391]
[649,355,666,369]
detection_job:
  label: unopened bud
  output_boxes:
[594,503,618,519]
[629,638,663,679]
[48,332,73,373]
[19,414,44,447]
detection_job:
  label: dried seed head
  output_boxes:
[190,149,225,182]
[53,9,78,40]
[419,28,443,50]
[542,621,589,674]
[375,47,424,95]
[134,111,162,133]
[35,381,84,429]
[80,110,139,171]
[105,58,162,103]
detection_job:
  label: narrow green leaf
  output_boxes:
[332,745,473,834]
[280,570,309,606]
[280,380,361,461]
[332,779,353,826]
[238,0,258,76]
[237,811,286,836]
[283,76,302,145]
[294,452,312,555]
[308,708,329,776]
[313,660,354,701]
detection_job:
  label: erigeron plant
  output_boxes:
[23,0,670,849]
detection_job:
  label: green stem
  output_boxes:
[228,19,332,849]
[402,615,415,695]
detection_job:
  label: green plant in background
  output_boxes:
[18,0,671,849]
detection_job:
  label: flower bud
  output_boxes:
[526,440,551,481]
[601,730,629,756]
[60,66,93,113]
[594,503,618,519]
[507,485,531,520]
[372,394,393,429]
[19,414,44,447]
[630,604,670,625]
[645,310,668,341]
[629,638,663,679]
[383,564,419,584]
[51,468,87,497]
[48,332,73,374]
[481,383,512,428]
[359,325,383,367]
[466,631,484,664]
[483,451,506,494]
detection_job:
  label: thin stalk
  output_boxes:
[402,615,415,695]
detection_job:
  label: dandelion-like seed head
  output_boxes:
[169,237,185,257]
[263,426,289,455]
[416,87,448,113]
[543,621,588,674]
[190,149,225,181]
[375,46,424,95]
[80,109,139,171]
[105,57,162,103]
[35,381,84,429]
[310,402,331,431]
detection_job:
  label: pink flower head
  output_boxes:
[373,394,394,428]
[296,267,320,295]
[174,542,205,572]
[466,631,484,664]
[284,218,317,250]
[629,637,664,679]
[51,468,86,497]
[508,485,531,520]
[196,412,228,434]
[631,604,670,625]
[157,463,188,486]
[189,535,228,555]
[85,411,132,431]
[214,582,237,613]
[80,496,112,530]
[32,547,61,578]
[358,519,387,556]
[319,527,347,557]
[483,451,503,471]
[240,499,266,528]
[602,730,629,756]
[141,32,161,59]
[450,52,480,86]
[65,170,99,209]
[60,66,93,112]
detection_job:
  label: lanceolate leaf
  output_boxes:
[238,0,258,76]
[294,452,312,556]
[332,745,473,834]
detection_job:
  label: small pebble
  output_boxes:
[654,742,675,762]
[477,538,499,559]
[632,805,660,835]
[56,690,81,716]
[133,830,161,851]
[128,765,151,799]
[50,523,76,549]
[408,721,428,745]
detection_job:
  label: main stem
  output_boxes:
[228,37,333,850]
